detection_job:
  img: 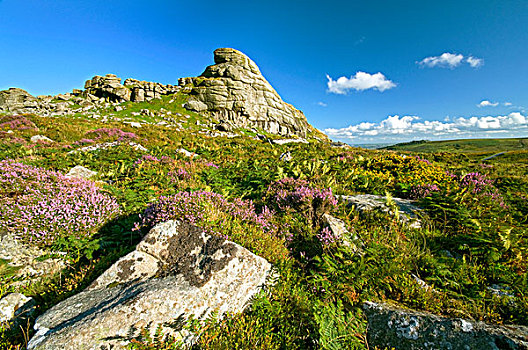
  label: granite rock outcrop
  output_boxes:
[181,48,314,138]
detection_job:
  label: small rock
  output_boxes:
[177,148,198,158]
[30,135,54,143]
[0,293,35,326]
[65,165,97,180]
[279,151,292,162]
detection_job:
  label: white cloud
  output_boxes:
[504,102,512,106]
[466,56,483,68]
[418,52,483,69]
[317,101,327,107]
[326,72,396,94]
[324,112,528,143]
[478,100,499,107]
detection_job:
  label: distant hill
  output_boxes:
[383,137,528,153]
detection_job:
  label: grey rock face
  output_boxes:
[363,301,528,349]
[0,88,39,114]
[28,220,272,350]
[123,78,180,102]
[181,48,315,138]
[83,74,181,103]
[0,293,35,327]
[339,194,422,229]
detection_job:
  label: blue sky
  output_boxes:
[1,0,527,144]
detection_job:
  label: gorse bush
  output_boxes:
[0,159,120,246]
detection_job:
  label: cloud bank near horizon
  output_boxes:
[324,112,528,143]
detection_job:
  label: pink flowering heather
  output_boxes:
[85,127,137,141]
[73,138,95,145]
[459,172,507,208]
[0,115,36,131]
[267,178,337,223]
[410,184,440,199]
[135,190,280,239]
[317,226,340,246]
[0,160,120,246]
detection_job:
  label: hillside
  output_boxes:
[1,50,528,349]
[384,137,528,154]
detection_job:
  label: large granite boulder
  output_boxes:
[363,301,528,349]
[0,88,39,114]
[83,74,132,103]
[180,48,319,138]
[28,220,272,349]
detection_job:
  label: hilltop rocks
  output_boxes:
[28,220,272,349]
[0,88,39,114]
[363,301,528,349]
[181,48,314,138]
[123,78,180,102]
[83,74,181,103]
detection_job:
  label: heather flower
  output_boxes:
[317,226,340,246]
[0,160,120,246]
[135,191,286,255]
[0,115,36,131]
[266,177,337,223]
[410,184,440,199]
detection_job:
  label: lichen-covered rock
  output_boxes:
[28,220,272,350]
[0,293,35,326]
[339,194,422,229]
[180,48,322,138]
[0,88,39,114]
[64,165,97,179]
[363,301,528,349]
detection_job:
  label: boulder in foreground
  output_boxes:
[28,220,272,349]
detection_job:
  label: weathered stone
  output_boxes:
[28,220,272,350]
[339,194,422,229]
[363,301,528,349]
[0,234,65,284]
[0,88,39,114]
[322,213,363,253]
[124,78,180,102]
[30,135,54,143]
[0,293,35,327]
[181,48,324,138]
[83,74,131,103]
[64,165,97,179]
